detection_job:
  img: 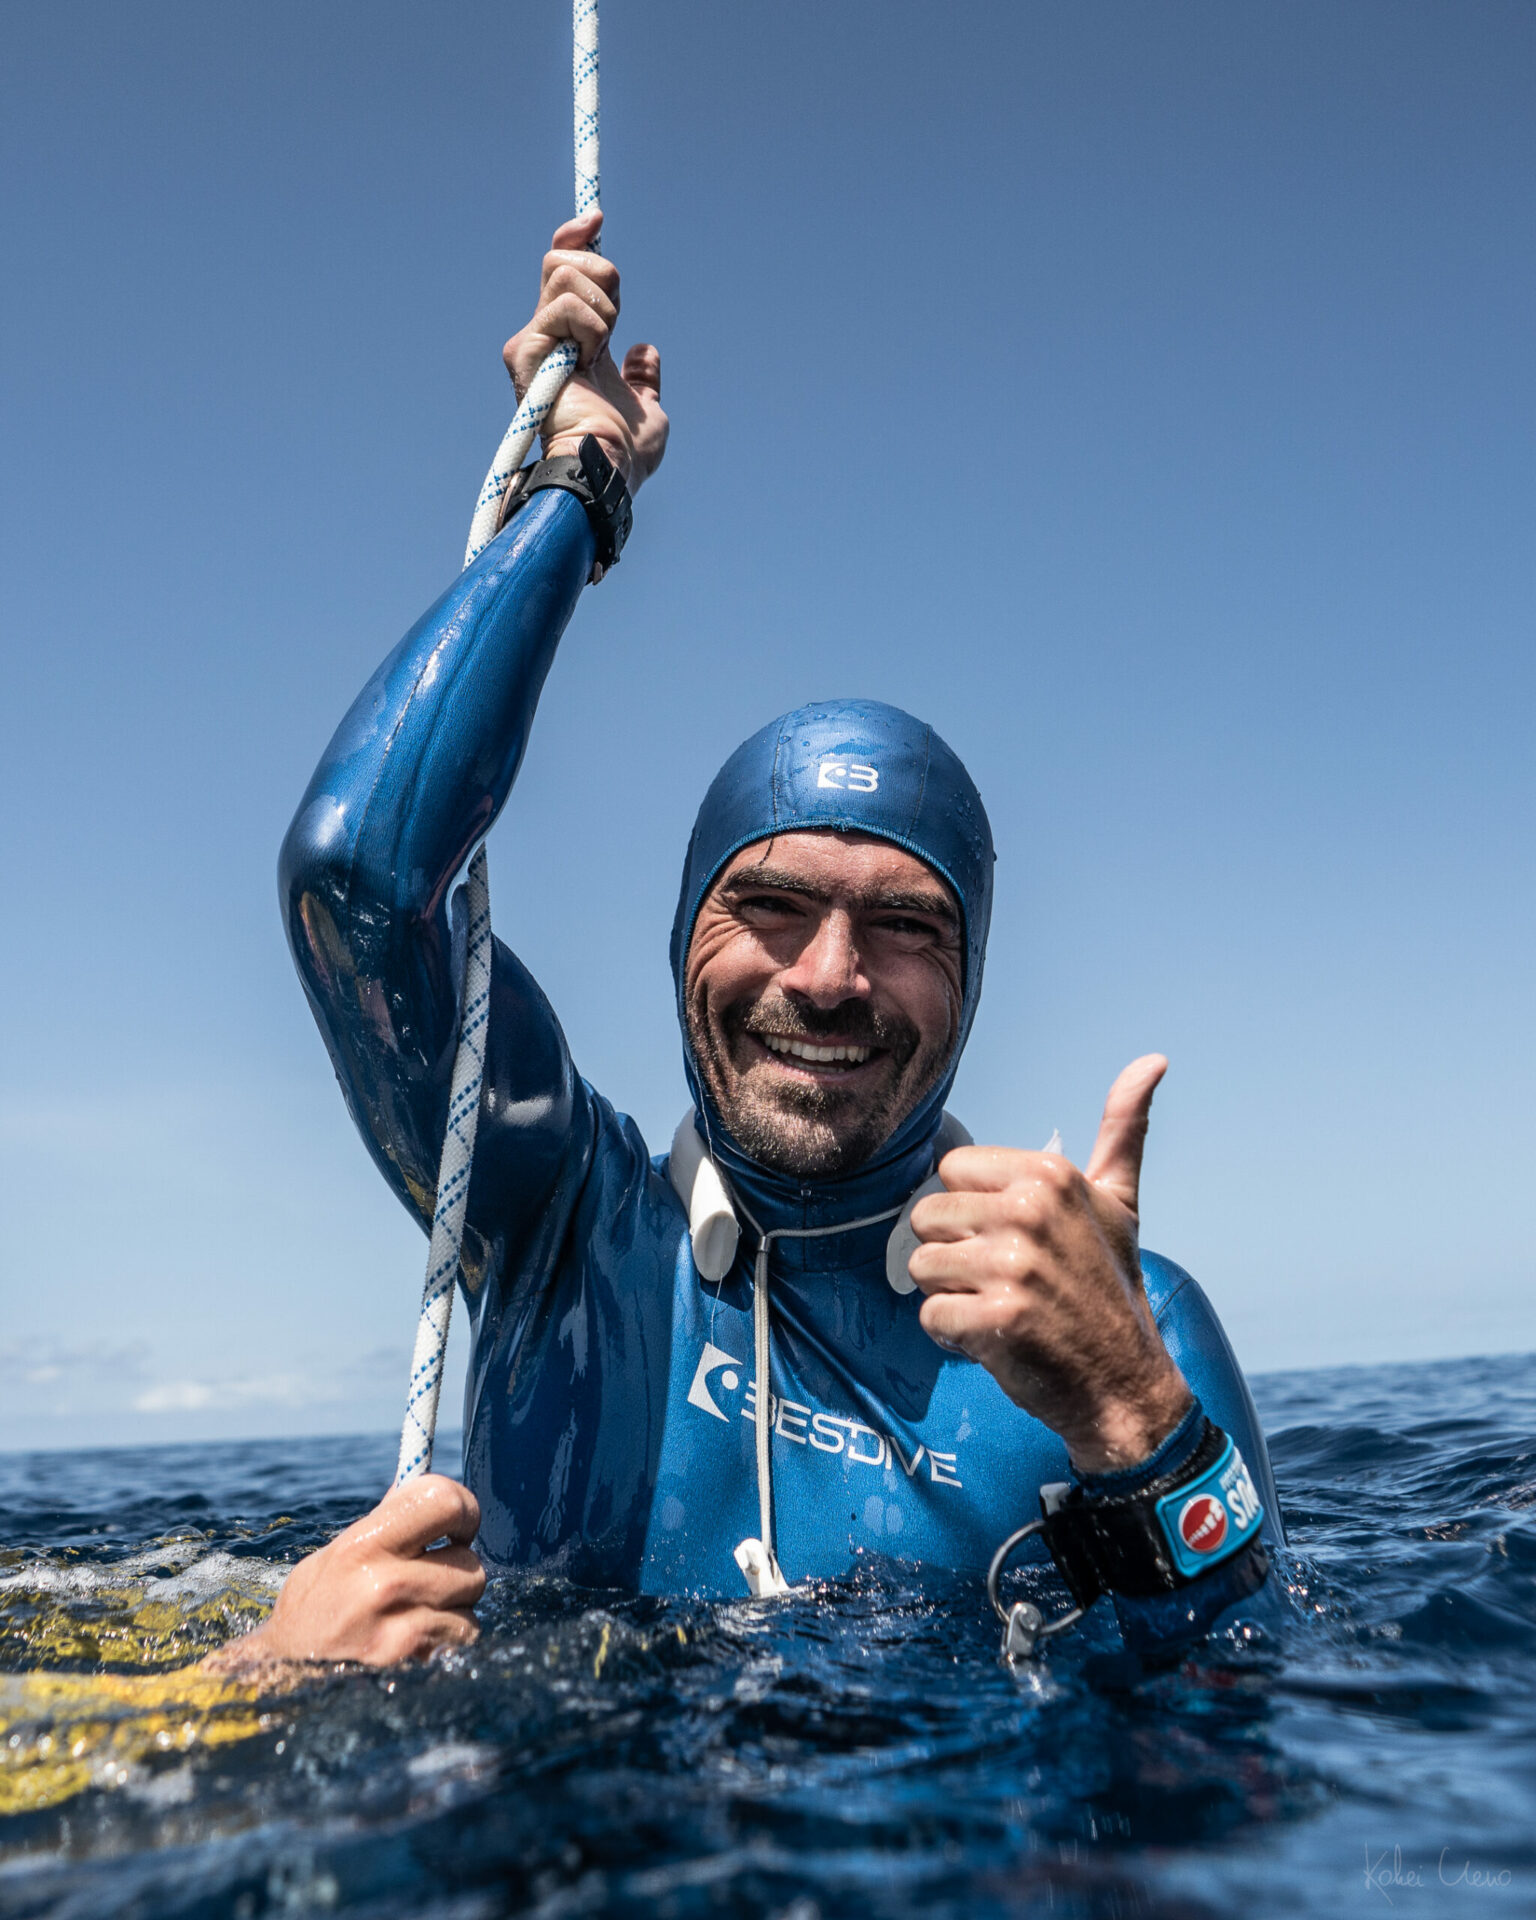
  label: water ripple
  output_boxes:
[1,1354,1534,1915]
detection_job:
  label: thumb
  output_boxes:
[362,1475,480,1556]
[622,342,661,399]
[1083,1053,1167,1218]
[550,209,604,253]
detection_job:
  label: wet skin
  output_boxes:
[684,831,964,1178]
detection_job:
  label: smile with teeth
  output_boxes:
[759,1035,874,1065]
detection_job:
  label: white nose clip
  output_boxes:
[668,1114,740,1280]
[884,1113,974,1292]
[668,1109,975,1293]
[886,1123,1063,1291]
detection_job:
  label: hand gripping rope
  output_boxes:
[395,0,600,1486]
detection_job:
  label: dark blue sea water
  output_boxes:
[2,1352,1534,1918]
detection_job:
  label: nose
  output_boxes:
[777,909,868,1009]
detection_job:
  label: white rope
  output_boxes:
[395,845,492,1483]
[574,0,600,224]
[462,341,580,569]
[463,0,601,569]
[397,0,599,1484]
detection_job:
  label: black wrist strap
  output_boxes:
[506,433,632,572]
[987,1419,1268,1658]
[1040,1420,1248,1604]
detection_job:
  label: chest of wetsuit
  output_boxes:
[466,1093,1279,1606]
[281,489,1283,1633]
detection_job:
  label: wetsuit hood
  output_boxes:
[669,699,995,1228]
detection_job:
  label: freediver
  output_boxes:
[210,212,1282,1673]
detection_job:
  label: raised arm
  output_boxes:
[279,211,668,1283]
[909,1057,1281,1661]
[230,221,668,1676]
[280,485,592,1255]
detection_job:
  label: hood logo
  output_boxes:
[686,1342,743,1422]
[1178,1493,1229,1555]
[817,759,879,793]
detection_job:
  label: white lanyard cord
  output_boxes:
[732,1198,905,1591]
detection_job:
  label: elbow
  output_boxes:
[279,792,359,992]
[278,787,445,1038]
[280,794,337,908]
[280,791,353,902]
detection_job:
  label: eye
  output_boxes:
[735,892,807,924]
[874,914,946,945]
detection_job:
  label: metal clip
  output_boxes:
[1001,1599,1044,1660]
[986,1516,1085,1664]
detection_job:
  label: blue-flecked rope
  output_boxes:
[396,0,600,1486]
[463,0,600,569]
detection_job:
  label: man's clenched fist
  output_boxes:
[908,1054,1194,1475]
[502,209,668,494]
[205,1475,486,1673]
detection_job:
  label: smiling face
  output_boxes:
[684,830,964,1178]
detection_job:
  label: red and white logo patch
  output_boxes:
[1178,1493,1229,1555]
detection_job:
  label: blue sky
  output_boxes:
[2,1,1532,1449]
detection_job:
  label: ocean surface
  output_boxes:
[2,1352,1534,1918]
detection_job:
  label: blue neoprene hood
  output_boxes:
[669,700,995,1188]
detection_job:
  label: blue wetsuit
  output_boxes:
[281,489,1282,1651]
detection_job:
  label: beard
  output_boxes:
[686,986,953,1178]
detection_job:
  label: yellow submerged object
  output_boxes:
[0,1544,282,1815]
[0,1666,268,1816]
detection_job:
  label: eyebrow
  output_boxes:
[717,864,961,932]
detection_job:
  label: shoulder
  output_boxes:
[1139,1247,1198,1321]
[571,1083,686,1227]
[1138,1249,1246,1415]
[1139,1249,1237,1379]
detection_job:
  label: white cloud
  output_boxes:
[0,1338,150,1389]
[0,1330,415,1435]
[131,1373,332,1415]
[131,1381,218,1413]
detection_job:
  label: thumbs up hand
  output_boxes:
[907,1055,1194,1475]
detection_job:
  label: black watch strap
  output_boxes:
[515,433,632,571]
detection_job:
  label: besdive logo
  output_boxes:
[686,1342,743,1422]
[817,759,879,792]
[683,1341,962,1487]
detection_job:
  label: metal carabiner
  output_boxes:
[986,1518,1085,1662]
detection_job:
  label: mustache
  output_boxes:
[728,994,919,1064]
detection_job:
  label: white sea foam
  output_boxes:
[0,1547,284,1603]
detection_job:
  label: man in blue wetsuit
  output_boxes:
[225,213,1282,1673]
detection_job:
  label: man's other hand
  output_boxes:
[204,1475,485,1673]
[907,1055,1194,1475]
[502,210,668,492]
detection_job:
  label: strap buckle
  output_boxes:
[986,1518,1084,1662]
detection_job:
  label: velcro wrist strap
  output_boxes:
[1039,1422,1266,1607]
[524,433,633,570]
